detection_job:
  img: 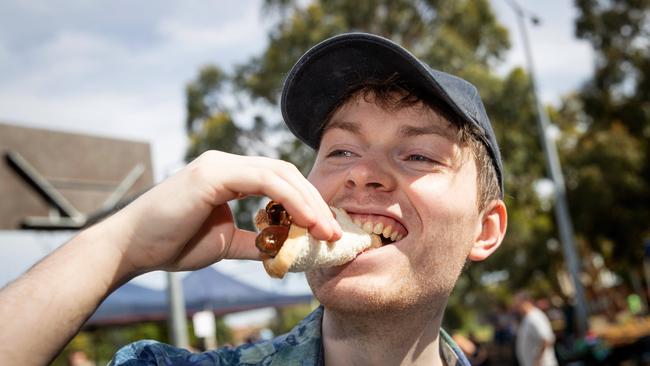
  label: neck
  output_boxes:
[322,305,446,366]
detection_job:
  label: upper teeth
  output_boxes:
[355,219,403,242]
[361,221,373,233]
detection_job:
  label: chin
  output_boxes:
[306,266,438,315]
[304,234,469,315]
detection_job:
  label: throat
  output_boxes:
[322,309,444,366]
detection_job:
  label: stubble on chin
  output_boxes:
[305,234,472,317]
[306,265,450,317]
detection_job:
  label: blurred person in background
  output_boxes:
[513,291,558,366]
[0,33,507,366]
[66,350,94,366]
[490,303,518,364]
[452,332,490,366]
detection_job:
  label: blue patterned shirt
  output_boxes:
[111,306,470,365]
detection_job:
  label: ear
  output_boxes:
[468,199,507,261]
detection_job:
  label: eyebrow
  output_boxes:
[397,124,455,140]
[324,119,455,140]
[322,120,362,135]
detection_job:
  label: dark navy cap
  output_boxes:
[281,32,504,197]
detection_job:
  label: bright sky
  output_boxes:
[0,0,594,183]
[490,0,595,102]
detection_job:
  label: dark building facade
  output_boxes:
[0,123,153,230]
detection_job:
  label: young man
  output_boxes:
[0,33,507,366]
[513,291,559,366]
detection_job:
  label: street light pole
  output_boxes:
[505,0,589,337]
[164,162,190,348]
[167,271,190,348]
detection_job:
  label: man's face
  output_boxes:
[306,93,485,314]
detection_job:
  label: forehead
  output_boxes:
[322,92,461,141]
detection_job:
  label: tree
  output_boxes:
[185,65,279,229]
[566,0,650,279]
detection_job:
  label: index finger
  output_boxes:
[219,158,337,241]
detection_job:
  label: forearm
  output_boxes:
[0,222,132,365]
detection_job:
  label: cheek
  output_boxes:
[308,162,342,202]
[406,177,480,260]
[406,178,461,220]
[407,172,477,218]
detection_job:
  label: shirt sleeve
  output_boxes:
[532,310,555,343]
[109,340,235,366]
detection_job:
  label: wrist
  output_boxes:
[73,219,138,290]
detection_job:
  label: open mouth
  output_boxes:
[349,215,407,246]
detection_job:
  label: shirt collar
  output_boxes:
[303,306,470,366]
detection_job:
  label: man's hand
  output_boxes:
[108,150,341,277]
[0,151,340,365]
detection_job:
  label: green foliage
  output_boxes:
[187,315,233,349]
[565,0,650,274]
[185,66,228,131]
[52,322,169,365]
[215,316,234,346]
[186,112,242,160]
[270,303,317,335]
[52,317,234,364]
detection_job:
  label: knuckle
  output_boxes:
[257,169,275,183]
[279,160,300,174]
[188,150,219,167]
[199,150,221,162]
[187,161,212,183]
[284,160,299,171]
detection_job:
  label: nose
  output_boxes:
[345,155,396,192]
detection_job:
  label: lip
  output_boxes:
[342,239,406,270]
[318,217,411,277]
[339,206,408,235]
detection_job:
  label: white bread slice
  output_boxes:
[262,207,379,278]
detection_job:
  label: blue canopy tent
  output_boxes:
[84,266,313,325]
[182,266,313,315]
[0,232,312,325]
[87,282,168,326]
